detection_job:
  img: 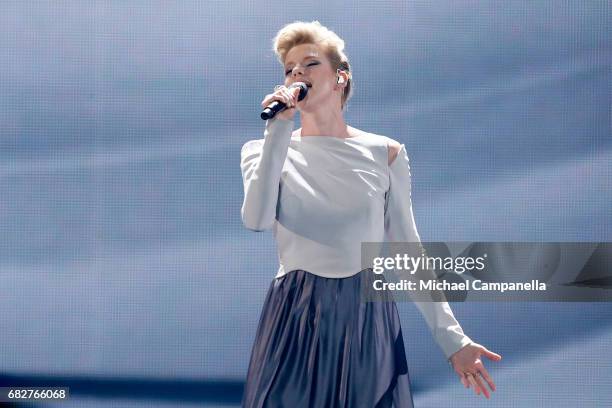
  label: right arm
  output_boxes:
[240,117,294,231]
[239,85,301,231]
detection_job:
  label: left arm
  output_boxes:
[384,141,473,360]
[385,140,502,399]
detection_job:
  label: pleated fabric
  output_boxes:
[242,268,414,408]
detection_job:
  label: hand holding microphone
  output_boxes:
[260,82,308,120]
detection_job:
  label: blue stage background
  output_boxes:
[0,1,610,406]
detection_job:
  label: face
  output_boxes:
[283,43,341,112]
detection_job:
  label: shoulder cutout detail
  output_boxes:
[387,139,402,166]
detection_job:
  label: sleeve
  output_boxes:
[240,117,294,231]
[384,143,474,360]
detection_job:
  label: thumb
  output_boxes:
[482,347,502,361]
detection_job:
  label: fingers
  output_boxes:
[478,366,497,392]
[452,344,500,399]
[455,370,469,388]
[260,93,292,109]
[465,373,481,396]
[284,86,300,107]
[472,372,490,399]
[261,85,298,109]
[464,370,495,399]
[279,88,294,107]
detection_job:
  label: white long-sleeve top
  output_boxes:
[240,117,473,359]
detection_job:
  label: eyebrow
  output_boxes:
[284,56,319,67]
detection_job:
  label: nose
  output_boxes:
[291,65,305,77]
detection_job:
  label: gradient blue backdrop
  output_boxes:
[1,1,610,407]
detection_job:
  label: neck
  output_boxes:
[299,106,349,138]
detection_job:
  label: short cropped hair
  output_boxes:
[273,21,353,110]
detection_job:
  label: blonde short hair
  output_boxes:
[272,20,353,110]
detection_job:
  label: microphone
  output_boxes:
[260,82,308,120]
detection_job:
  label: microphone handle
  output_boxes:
[260,100,287,120]
[260,82,308,120]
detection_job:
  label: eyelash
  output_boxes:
[285,62,319,76]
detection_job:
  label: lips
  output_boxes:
[290,80,311,89]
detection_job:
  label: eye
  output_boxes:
[284,61,320,76]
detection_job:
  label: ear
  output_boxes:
[336,69,349,87]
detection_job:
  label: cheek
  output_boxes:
[313,78,334,93]
[315,82,336,99]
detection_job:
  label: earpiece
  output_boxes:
[337,76,345,84]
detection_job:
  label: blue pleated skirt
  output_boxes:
[242,268,414,408]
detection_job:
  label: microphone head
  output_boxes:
[289,82,309,101]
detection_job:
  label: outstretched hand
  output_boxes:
[449,343,502,399]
